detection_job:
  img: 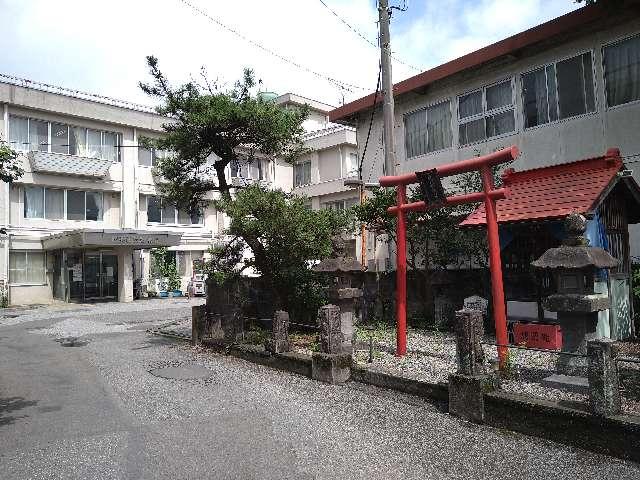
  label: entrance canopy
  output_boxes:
[41,228,182,250]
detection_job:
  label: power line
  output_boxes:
[176,0,367,93]
[358,63,382,179]
[316,0,423,72]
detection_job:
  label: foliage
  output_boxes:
[203,238,246,286]
[213,184,349,317]
[139,56,309,211]
[150,247,181,291]
[0,283,8,308]
[0,144,23,183]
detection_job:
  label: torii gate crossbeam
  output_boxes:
[379,146,520,368]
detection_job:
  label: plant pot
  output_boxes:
[172,290,183,297]
[158,291,169,298]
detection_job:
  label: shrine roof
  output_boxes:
[460,148,640,226]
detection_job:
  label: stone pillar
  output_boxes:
[116,247,134,303]
[191,304,206,346]
[312,304,352,384]
[265,310,290,354]
[330,287,361,355]
[587,338,621,416]
[448,308,497,423]
[556,311,598,375]
[454,308,485,376]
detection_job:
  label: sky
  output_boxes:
[0,0,582,109]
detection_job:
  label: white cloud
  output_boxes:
[0,0,580,107]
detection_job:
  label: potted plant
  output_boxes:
[167,269,182,297]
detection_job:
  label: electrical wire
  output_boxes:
[316,0,423,72]
[176,0,367,93]
[358,63,382,180]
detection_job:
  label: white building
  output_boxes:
[277,94,366,264]
[0,79,293,305]
[330,3,640,266]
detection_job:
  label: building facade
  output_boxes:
[330,4,640,266]
[0,80,294,305]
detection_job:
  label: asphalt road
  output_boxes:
[1,300,639,479]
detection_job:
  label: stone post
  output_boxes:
[330,287,362,355]
[454,308,485,376]
[312,304,352,384]
[448,308,497,423]
[265,310,290,354]
[587,338,621,417]
[191,304,206,346]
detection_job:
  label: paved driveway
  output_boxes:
[1,300,639,479]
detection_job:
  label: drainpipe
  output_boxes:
[133,128,138,230]
[3,103,10,304]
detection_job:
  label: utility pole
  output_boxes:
[378,0,397,176]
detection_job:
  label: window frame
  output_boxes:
[457,77,516,146]
[146,195,203,226]
[9,250,47,286]
[294,160,312,187]
[403,97,453,159]
[602,32,640,110]
[22,187,104,222]
[521,49,598,130]
[7,115,121,161]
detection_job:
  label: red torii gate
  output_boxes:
[379,146,520,367]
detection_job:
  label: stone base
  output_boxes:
[542,374,589,394]
[265,339,290,354]
[311,352,352,384]
[448,374,497,423]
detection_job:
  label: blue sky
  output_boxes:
[0,0,581,108]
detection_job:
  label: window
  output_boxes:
[343,152,359,178]
[30,119,48,152]
[67,190,86,220]
[458,80,515,145]
[603,35,640,107]
[322,198,358,211]
[23,187,103,221]
[138,147,153,167]
[45,188,64,220]
[8,116,28,151]
[147,196,202,225]
[51,123,69,154]
[7,116,120,160]
[147,196,162,223]
[24,186,44,218]
[522,52,595,128]
[404,100,452,158]
[294,160,312,187]
[9,251,46,284]
[85,191,104,221]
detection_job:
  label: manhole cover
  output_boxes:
[57,337,88,347]
[149,365,213,380]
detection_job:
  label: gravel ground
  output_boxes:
[84,332,640,479]
[2,302,640,478]
[0,297,204,328]
[347,327,639,415]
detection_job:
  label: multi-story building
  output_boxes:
[329,3,640,266]
[0,79,294,305]
[277,95,367,265]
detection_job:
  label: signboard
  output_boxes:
[72,264,83,282]
[513,323,562,350]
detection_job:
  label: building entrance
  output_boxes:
[52,249,118,302]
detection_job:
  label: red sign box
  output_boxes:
[513,323,562,350]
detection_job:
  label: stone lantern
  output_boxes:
[532,213,618,375]
[312,233,364,355]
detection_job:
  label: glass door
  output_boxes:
[84,252,101,300]
[67,250,84,302]
[100,254,118,299]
